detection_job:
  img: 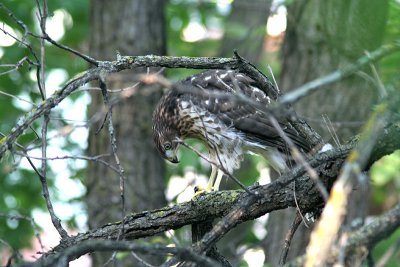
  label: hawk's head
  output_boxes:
[152,92,180,164]
[152,125,180,164]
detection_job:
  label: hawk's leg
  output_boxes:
[213,169,224,191]
[193,165,217,198]
[206,164,218,191]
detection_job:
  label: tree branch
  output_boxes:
[279,41,400,105]
[305,100,393,266]
[38,121,398,264]
[345,203,400,252]
[287,203,400,267]
[2,39,398,161]
[20,240,218,267]
[0,54,277,160]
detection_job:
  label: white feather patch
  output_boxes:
[180,101,189,109]
[319,143,333,152]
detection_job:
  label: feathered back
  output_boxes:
[171,70,313,153]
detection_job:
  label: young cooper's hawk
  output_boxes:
[152,70,312,192]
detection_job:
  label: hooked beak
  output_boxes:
[165,150,179,164]
[170,156,179,164]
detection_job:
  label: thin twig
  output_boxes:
[376,238,400,267]
[0,56,37,76]
[293,181,309,229]
[322,114,342,148]
[130,251,157,267]
[0,212,44,252]
[267,64,280,93]
[280,42,400,104]
[0,239,23,265]
[37,0,46,101]
[268,115,329,200]
[301,116,365,127]
[0,17,40,63]
[0,3,29,35]
[0,67,100,159]
[14,151,119,173]
[0,88,38,106]
[177,139,254,196]
[279,212,303,266]
[35,0,68,239]
[99,80,126,242]
[367,53,387,99]
[41,33,98,66]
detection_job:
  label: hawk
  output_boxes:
[152,70,312,193]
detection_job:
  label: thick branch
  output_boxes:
[20,240,217,267]
[287,203,400,267]
[45,121,398,262]
[346,203,400,252]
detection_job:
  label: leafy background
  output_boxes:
[0,0,399,265]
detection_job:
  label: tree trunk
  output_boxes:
[281,0,388,140]
[86,0,167,265]
[263,0,389,265]
[219,0,272,64]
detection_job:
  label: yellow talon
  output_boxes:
[192,185,212,198]
[192,164,225,199]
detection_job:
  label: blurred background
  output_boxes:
[0,0,399,266]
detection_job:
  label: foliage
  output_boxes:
[0,0,399,266]
[369,0,400,231]
[373,227,400,267]
[371,150,400,207]
[381,0,400,87]
[0,0,89,249]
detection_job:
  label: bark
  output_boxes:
[27,201,400,266]
[47,120,399,263]
[86,0,167,265]
[263,0,389,266]
[280,0,389,140]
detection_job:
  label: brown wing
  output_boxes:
[175,70,312,153]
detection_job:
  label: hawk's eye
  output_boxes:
[163,142,172,150]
